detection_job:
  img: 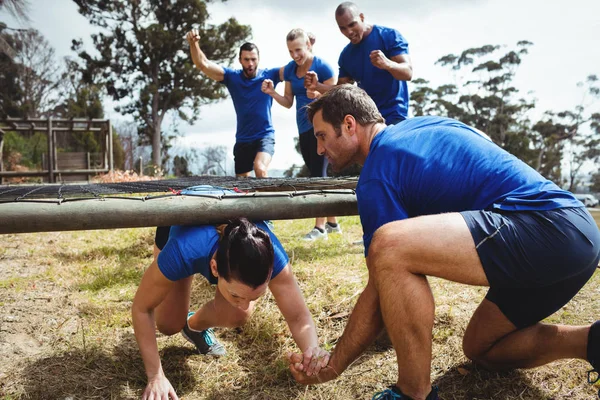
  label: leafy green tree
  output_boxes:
[72,0,251,170]
[411,42,599,186]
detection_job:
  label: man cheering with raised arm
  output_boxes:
[187,29,281,177]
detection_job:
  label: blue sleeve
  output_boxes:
[221,66,234,85]
[316,58,335,82]
[157,238,191,281]
[269,67,282,85]
[255,221,289,278]
[283,62,293,82]
[383,28,409,57]
[338,52,351,79]
[358,179,409,256]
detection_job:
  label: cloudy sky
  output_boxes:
[2,0,599,172]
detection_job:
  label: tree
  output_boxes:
[410,42,599,186]
[198,145,228,175]
[73,0,251,170]
[0,0,30,22]
[0,26,61,118]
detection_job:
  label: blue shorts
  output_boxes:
[233,136,275,175]
[461,207,600,328]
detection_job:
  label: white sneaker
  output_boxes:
[325,222,342,234]
[302,228,328,241]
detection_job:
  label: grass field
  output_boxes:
[0,212,599,399]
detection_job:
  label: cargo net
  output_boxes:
[0,176,358,204]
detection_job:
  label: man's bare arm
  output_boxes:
[186,29,225,82]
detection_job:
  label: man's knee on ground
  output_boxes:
[462,336,509,371]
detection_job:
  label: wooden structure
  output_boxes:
[0,118,113,184]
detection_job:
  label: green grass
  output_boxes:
[0,217,599,399]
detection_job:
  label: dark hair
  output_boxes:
[335,1,359,17]
[306,84,384,136]
[216,218,274,288]
[239,42,259,57]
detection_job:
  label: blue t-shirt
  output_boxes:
[157,221,289,283]
[221,67,281,143]
[358,116,582,255]
[283,56,335,134]
[338,25,409,124]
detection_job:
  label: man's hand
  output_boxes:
[370,50,391,70]
[304,71,319,91]
[186,29,200,46]
[261,79,276,95]
[142,374,179,400]
[288,352,339,385]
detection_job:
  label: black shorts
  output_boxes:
[299,129,327,178]
[461,207,600,328]
[233,136,275,175]
[155,226,171,250]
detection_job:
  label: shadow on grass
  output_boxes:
[19,333,196,399]
[434,362,548,400]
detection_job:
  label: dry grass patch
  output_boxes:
[0,216,599,399]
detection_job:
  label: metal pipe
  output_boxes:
[0,193,358,234]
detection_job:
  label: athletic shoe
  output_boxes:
[372,385,439,400]
[325,222,342,234]
[302,227,328,241]
[587,320,600,397]
[181,312,226,356]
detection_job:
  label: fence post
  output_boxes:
[47,118,54,183]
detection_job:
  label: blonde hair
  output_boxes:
[286,28,316,46]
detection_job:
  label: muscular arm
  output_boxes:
[373,52,413,81]
[327,260,384,374]
[269,265,318,351]
[186,30,225,82]
[267,80,294,109]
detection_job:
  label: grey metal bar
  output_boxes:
[0,193,358,234]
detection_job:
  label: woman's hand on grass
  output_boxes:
[142,374,179,400]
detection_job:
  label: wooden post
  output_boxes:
[139,156,143,176]
[86,152,91,182]
[47,118,54,183]
[108,122,114,172]
[0,128,4,185]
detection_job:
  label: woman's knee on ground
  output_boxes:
[156,319,186,336]
[224,307,252,328]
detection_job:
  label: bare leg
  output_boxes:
[369,213,488,400]
[254,151,272,178]
[315,217,326,230]
[463,299,590,370]
[188,286,255,331]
